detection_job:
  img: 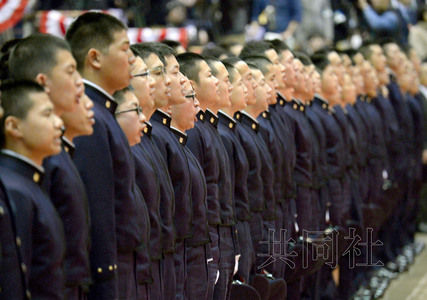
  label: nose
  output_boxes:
[128,51,136,65]
[165,74,171,86]
[54,113,64,129]
[148,76,155,88]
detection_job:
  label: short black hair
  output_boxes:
[201,45,231,59]
[204,56,222,77]
[242,55,272,75]
[222,56,244,67]
[359,45,375,61]
[131,43,168,65]
[161,39,183,50]
[293,51,312,66]
[267,39,290,55]
[65,12,127,71]
[0,80,46,148]
[311,53,329,71]
[113,86,134,105]
[222,60,238,82]
[0,38,22,81]
[239,41,272,58]
[8,34,71,81]
[176,52,206,83]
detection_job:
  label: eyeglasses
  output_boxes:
[133,70,150,77]
[115,106,143,116]
[185,93,196,102]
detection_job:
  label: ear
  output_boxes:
[35,73,50,94]
[4,116,23,139]
[87,48,102,70]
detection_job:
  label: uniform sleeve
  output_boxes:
[73,118,117,286]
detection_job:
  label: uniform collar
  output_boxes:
[291,98,305,113]
[83,80,117,115]
[143,121,152,137]
[196,110,205,122]
[218,110,237,130]
[313,96,329,110]
[277,92,287,106]
[169,126,188,145]
[61,136,75,157]
[205,109,219,128]
[152,109,171,127]
[238,110,259,133]
[0,150,44,185]
[260,110,271,120]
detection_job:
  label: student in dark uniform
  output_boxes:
[0,96,27,300]
[128,51,165,300]
[0,80,65,299]
[129,44,179,300]
[217,61,253,284]
[178,53,237,300]
[113,88,152,300]
[170,80,211,300]
[7,34,89,299]
[42,94,94,300]
[65,12,145,299]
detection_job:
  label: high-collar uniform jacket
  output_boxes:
[185,111,221,227]
[312,97,346,227]
[188,109,235,228]
[151,110,192,241]
[217,111,251,224]
[283,99,314,231]
[72,83,147,297]
[170,127,210,247]
[140,122,176,255]
[373,92,400,181]
[0,178,26,299]
[387,78,415,183]
[258,110,282,223]
[0,153,65,300]
[132,126,162,262]
[42,140,91,291]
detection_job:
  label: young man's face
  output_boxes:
[265,49,285,94]
[131,56,155,111]
[263,64,278,104]
[165,55,187,105]
[193,60,219,110]
[322,65,341,101]
[45,49,83,116]
[362,62,379,94]
[115,91,146,146]
[144,53,171,109]
[230,71,248,112]
[252,68,271,113]
[235,61,256,106]
[100,29,135,93]
[342,73,357,103]
[17,92,63,159]
[213,61,232,109]
[370,45,387,72]
[61,93,95,137]
[171,80,200,131]
[279,50,295,89]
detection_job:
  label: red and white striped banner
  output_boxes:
[38,10,192,48]
[0,0,29,33]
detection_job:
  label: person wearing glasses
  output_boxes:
[129,49,167,300]
[130,42,192,300]
[66,12,147,299]
[169,79,212,300]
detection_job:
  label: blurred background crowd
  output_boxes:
[1,0,426,61]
